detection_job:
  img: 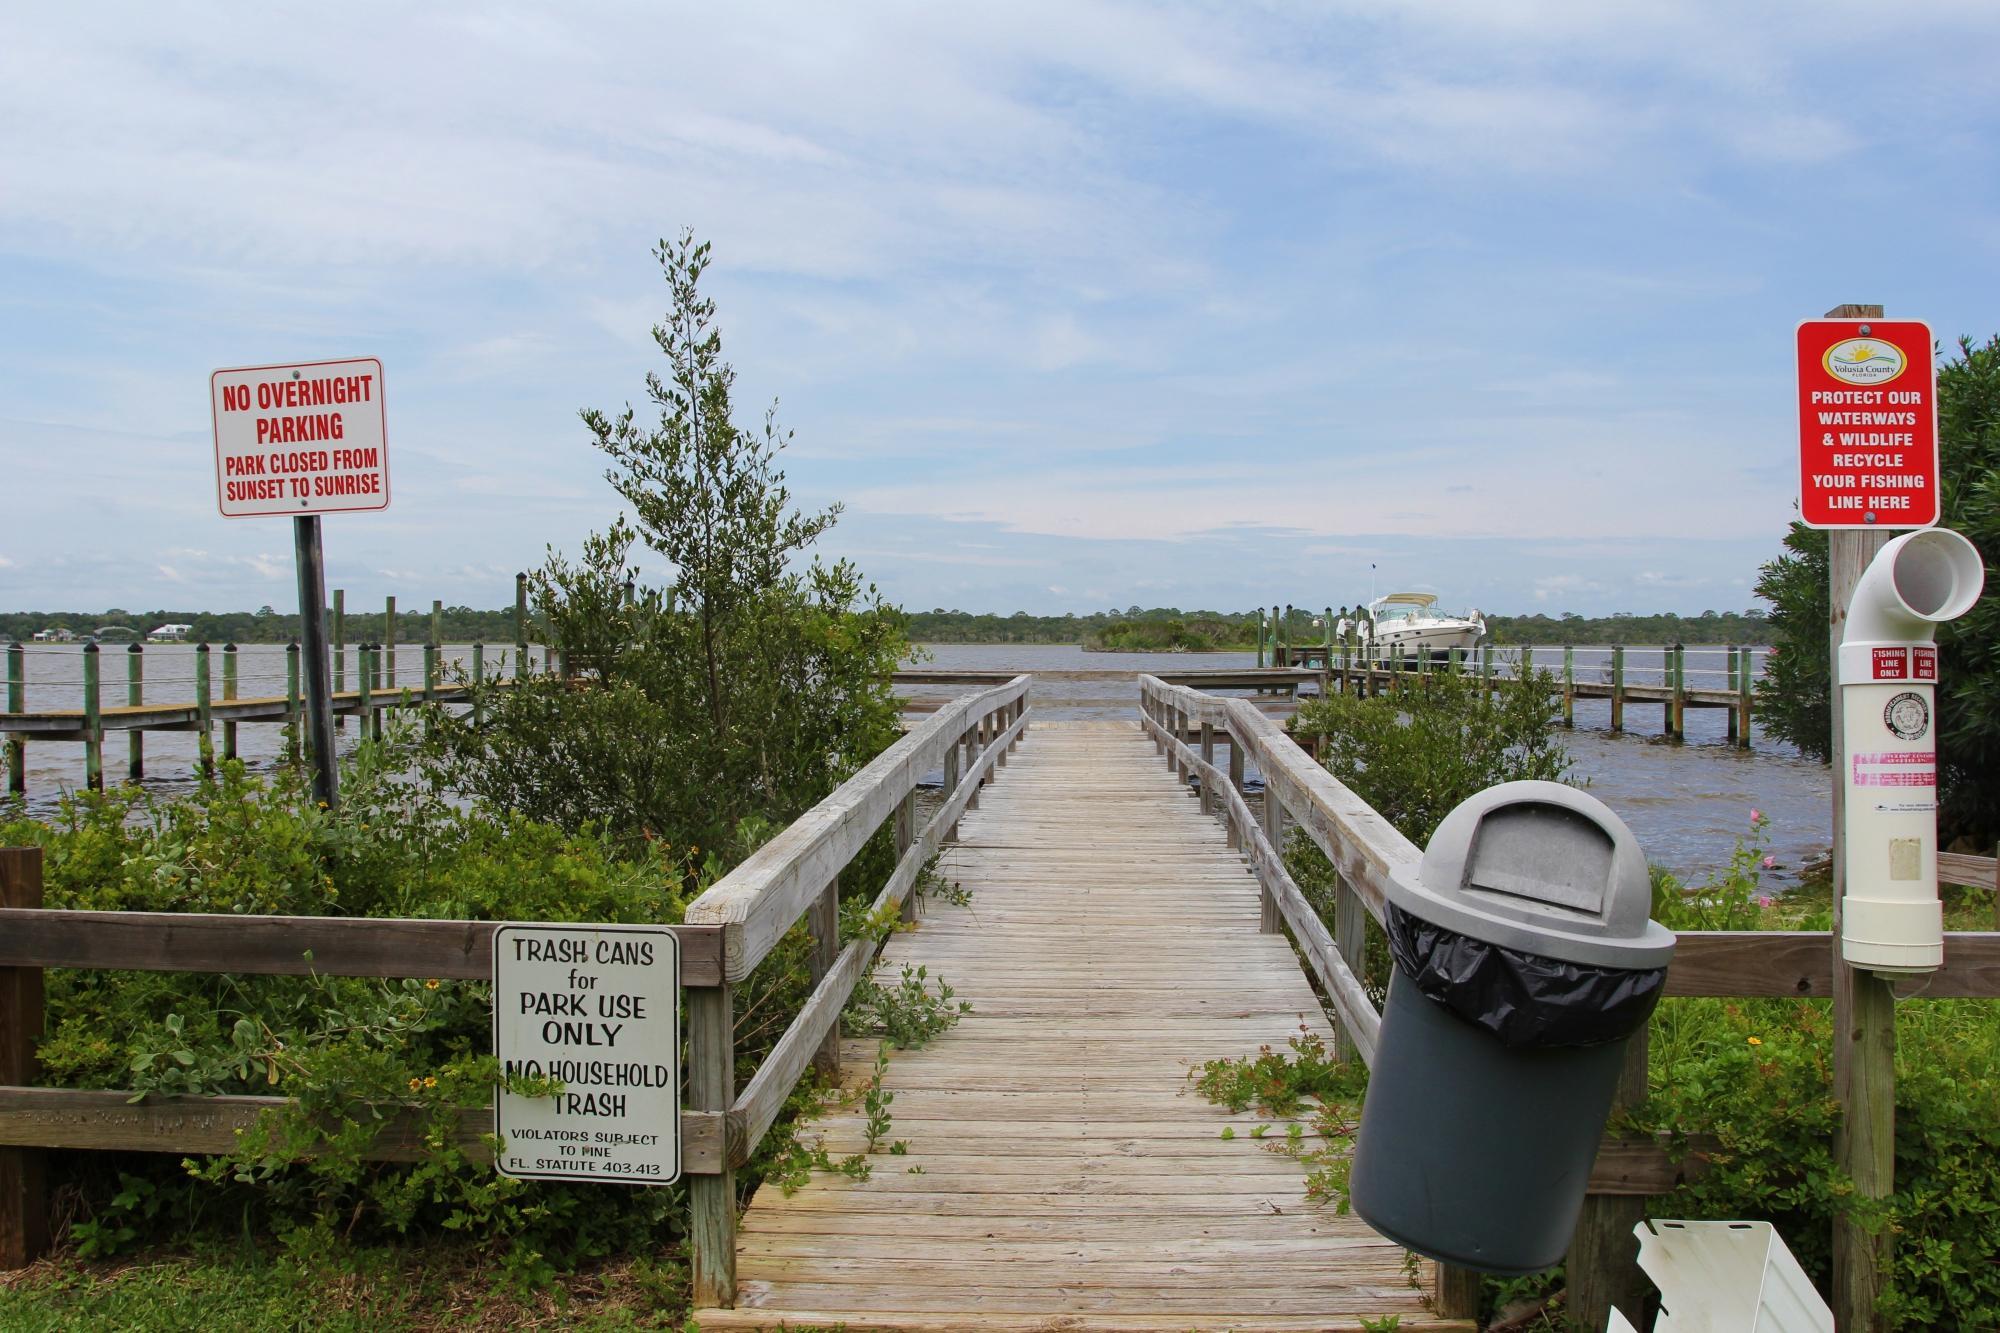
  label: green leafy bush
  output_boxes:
[1287,669,1574,846]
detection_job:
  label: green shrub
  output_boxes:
[1287,669,1574,847]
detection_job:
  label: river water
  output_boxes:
[4,640,1829,886]
[907,643,1829,888]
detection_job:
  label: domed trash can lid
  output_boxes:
[1386,780,1675,970]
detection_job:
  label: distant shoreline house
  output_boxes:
[30,627,75,642]
[146,624,194,642]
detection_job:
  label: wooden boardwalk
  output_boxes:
[696,720,1467,1331]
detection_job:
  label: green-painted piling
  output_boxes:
[1737,645,1754,750]
[357,644,376,740]
[1610,645,1626,732]
[1670,643,1687,739]
[332,589,346,730]
[1562,645,1575,728]
[194,643,213,776]
[383,596,396,689]
[5,643,22,795]
[127,644,144,781]
[1481,643,1494,686]
[1449,646,1463,678]
[471,642,485,728]
[423,641,437,704]
[222,643,238,761]
[286,641,302,764]
[430,599,442,649]
[515,573,529,677]
[82,643,102,791]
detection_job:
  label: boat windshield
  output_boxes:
[1373,603,1420,624]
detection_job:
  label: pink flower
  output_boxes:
[1761,855,1777,870]
[1749,808,1762,823]
[1757,895,1773,908]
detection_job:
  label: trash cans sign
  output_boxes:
[492,924,680,1184]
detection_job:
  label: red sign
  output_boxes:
[1914,647,1938,681]
[1796,320,1937,528]
[211,357,389,517]
[1871,647,1909,680]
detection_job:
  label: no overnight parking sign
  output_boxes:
[211,357,390,516]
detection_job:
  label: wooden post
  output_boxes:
[1332,877,1366,1064]
[1448,646,1462,680]
[1562,645,1575,728]
[383,595,396,688]
[1520,644,1533,683]
[1255,608,1266,668]
[0,847,47,1270]
[82,642,102,791]
[1828,352,1898,1331]
[423,642,438,705]
[1666,645,1683,740]
[1434,1266,1481,1323]
[126,644,144,782]
[1481,642,1494,687]
[1227,741,1246,851]
[687,983,736,1308]
[1725,646,1740,743]
[515,573,529,677]
[357,644,374,742]
[1281,603,1293,667]
[285,641,301,765]
[1568,1033,1652,1329]
[4,644,22,797]
[808,875,841,1076]
[470,643,485,728]
[194,642,213,777]
[430,598,442,649]
[895,789,916,861]
[943,741,962,842]
[1198,723,1215,814]
[294,517,339,809]
[1258,778,1283,932]
[1610,644,1625,732]
[1322,606,1334,696]
[1737,644,1755,750]
[1172,706,1188,781]
[221,642,239,761]
[331,588,346,732]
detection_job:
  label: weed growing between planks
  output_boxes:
[1191,1026,1368,1210]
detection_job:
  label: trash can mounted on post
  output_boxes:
[1351,781,1676,1275]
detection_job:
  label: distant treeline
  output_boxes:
[910,606,1772,648]
[9,603,1770,649]
[3,605,545,646]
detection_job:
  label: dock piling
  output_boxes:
[384,596,396,689]
[514,573,529,678]
[222,643,239,761]
[127,644,144,782]
[1610,644,1625,732]
[1562,645,1575,728]
[1737,645,1754,749]
[332,589,346,731]
[82,644,102,791]
[285,641,301,764]
[194,643,213,776]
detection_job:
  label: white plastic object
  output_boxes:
[1837,528,1986,973]
[1605,1311,1640,1333]
[1630,1219,1832,1332]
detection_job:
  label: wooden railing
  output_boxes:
[0,675,1032,1287]
[1136,673,2000,1327]
[680,674,1031,1307]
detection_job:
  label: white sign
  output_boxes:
[492,923,681,1184]
[210,357,390,517]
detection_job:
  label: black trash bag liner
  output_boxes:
[1386,904,1666,1050]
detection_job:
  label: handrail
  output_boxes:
[683,674,1033,1308]
[685,674,1031,981]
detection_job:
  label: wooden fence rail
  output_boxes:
[1136,674,2000,1328]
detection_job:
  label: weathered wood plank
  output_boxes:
[0,909,724,987]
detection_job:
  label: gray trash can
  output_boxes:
[1350,781,1675,1275]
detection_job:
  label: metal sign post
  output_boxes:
[292,516,339,807]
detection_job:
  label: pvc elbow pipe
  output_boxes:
[1840,528,1986,678]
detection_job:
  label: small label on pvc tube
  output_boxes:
[1882,692,1930,741]
[1871,647,1909,679]
[1914,646,1937,680]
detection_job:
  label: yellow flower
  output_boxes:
[688,845,698,856]
[423,1076,437,1089]
[425,979,440,990]
[407,1077,422,1091]
[1746,1036,1763,1046]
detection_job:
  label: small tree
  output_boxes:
[1754,334,2000,848]
[438,232,907,857]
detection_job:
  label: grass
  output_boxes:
[0,1242,691,1332]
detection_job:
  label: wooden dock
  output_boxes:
[696,721,1465,1332]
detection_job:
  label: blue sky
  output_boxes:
[3,2,1998,617]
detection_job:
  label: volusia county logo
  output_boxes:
[1824,337,1907,386]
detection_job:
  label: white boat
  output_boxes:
[1360,593,1485,655]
